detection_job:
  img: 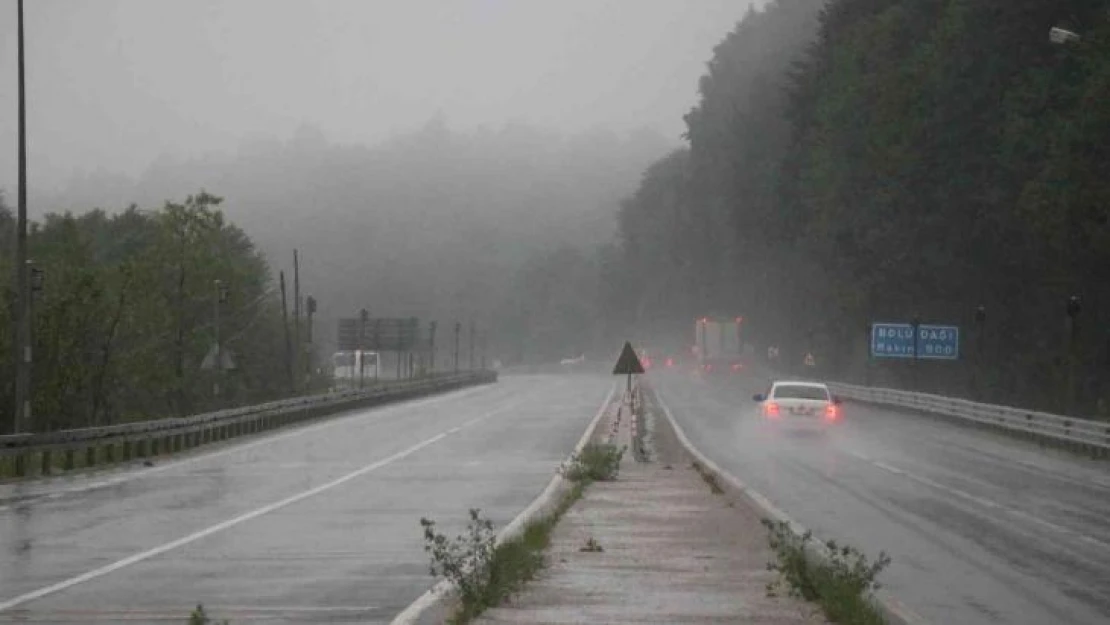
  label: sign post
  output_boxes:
[612,341,646,396]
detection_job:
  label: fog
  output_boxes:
[0,0,761,360]
[0,0,754,187]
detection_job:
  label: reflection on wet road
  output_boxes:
[0,374,612,624]
[653,370,1110,625]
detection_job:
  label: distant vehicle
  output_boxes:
[560,354,585,366]
[752,381,841,425]
[694,317,745,374]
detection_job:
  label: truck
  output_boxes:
[694,317,745,374]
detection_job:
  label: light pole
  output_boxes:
[468,321,475,370]
[359,308,369,389]
[454,321,461,373]
[1065,295,1081,414]
[11,0,30,434]
[428,321,437,374]
[213,280,229,399]
[974,305,986,400]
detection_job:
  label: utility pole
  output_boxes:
[468,321,475,370]
[454,321,461,373]
[280,272,293,393]
[429,321,438,375]
[292,250,301,392]
[11,0,30,434]
[480,331,487,370]
[213,279,228,399]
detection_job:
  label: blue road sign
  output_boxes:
[916,324,959,360]
[871,323,915,358]
[871,323,959,360]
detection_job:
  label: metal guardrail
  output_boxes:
[829,382,1110,452]
[0,371,497,479]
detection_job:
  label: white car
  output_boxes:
[752,381,841,424]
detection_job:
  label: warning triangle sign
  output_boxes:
[612,341,645,375]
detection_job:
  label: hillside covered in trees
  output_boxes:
[613,0,1110,415]
[0,193,311,431]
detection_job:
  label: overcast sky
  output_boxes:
[0,0,761,193]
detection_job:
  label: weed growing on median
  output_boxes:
[188,604,229,625]
[421,483,587,624]
[580,537,604,552]
[559,443,625,482]
[762,519,890,625]
[690,461,724,494]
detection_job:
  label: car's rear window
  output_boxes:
[772,385,829,401]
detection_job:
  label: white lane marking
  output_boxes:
[0,384,542,612]
[865,458,1110,551]
[0,384,497,506]
[0,421,465,611]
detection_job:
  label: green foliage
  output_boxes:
[762,519,890,625]
[0,192,309,433]
[422,488,585,624]
[612,0,1110,415]
[188,604,229,625]
[559,443,625,482]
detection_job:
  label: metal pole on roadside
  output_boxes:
[213,279,226,399]
[11,0,31,435]
[305,296,317,381]
[974,306,986,400]
[292,250,301,392]
[429,321,437,374]
[280,272,294,393]
[911,315,921,392]
[1066,296,1081,414]
[480,331,487,370]
[454,321,461,373]
[468,321,475,370]
[359,308,369,389]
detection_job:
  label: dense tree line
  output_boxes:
[1,193,311,432]
[612,0,1110,416]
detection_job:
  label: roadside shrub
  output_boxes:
[762,519,890,625]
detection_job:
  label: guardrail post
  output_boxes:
[85,446,95,468]
[40,449,51,475]
[122,441,131,462]
[105,443,115,464]
[64,448,75,471]
[14,454,26,478]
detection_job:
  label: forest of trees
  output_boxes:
[612,0,1110,416]
[5,0,1110,430]
[0,193,312,432]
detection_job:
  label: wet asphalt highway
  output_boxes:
[0,374,613,624]
[653,369,1110,625]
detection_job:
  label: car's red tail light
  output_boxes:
[825,403,838,420]
[731,363,742,372]
[765,401,780,418]
[666,358,674,367]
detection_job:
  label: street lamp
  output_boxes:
[11,0,31,435]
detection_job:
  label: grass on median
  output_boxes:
[421,482,587,625]
[762,519,891,625]
[420,441,623,624]
[558,443,625,482]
